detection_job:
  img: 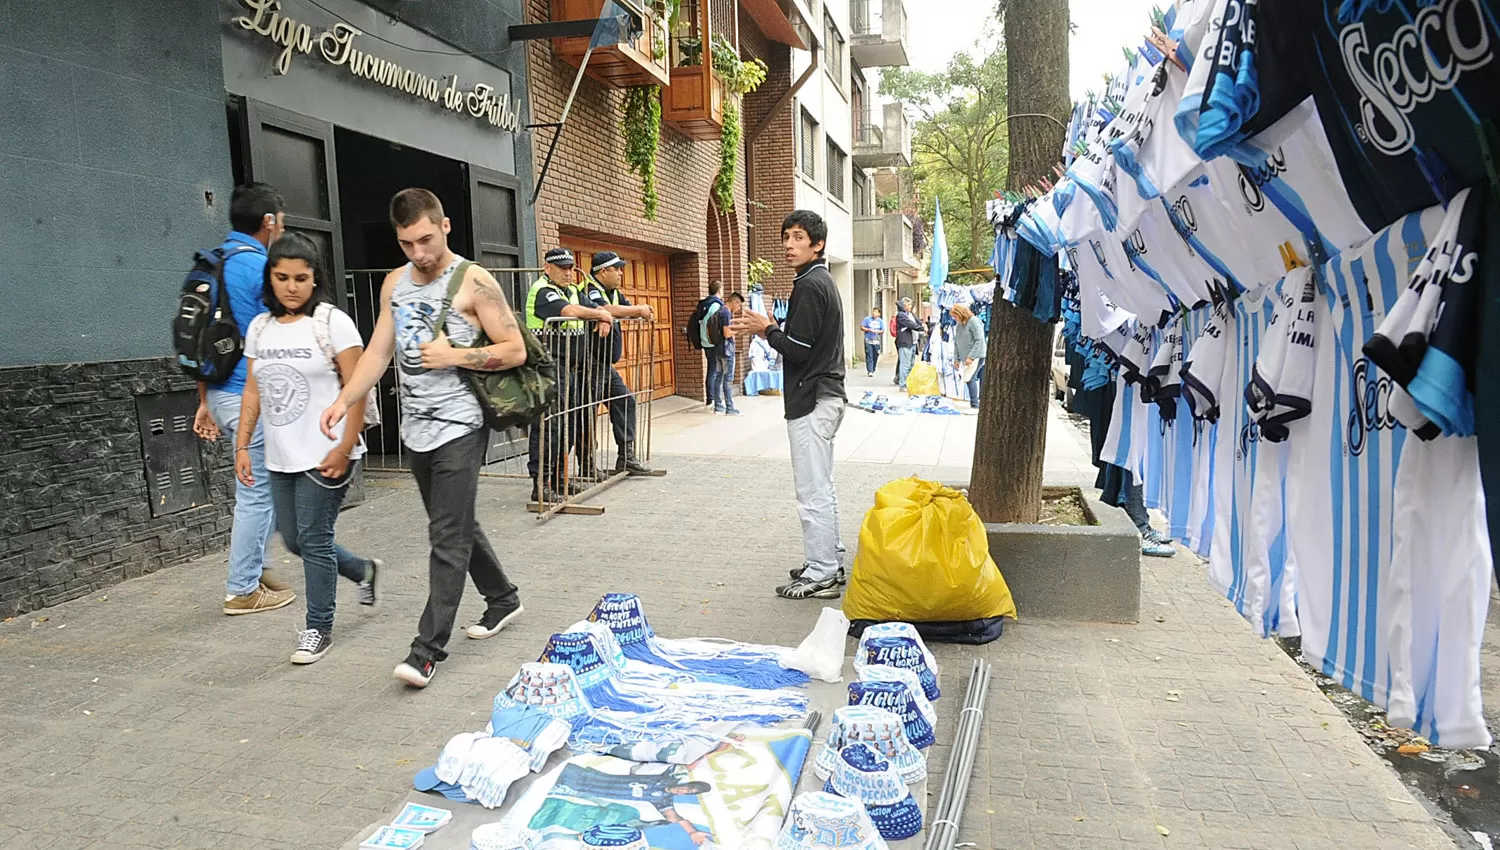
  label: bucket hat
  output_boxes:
[856,664,937,732]
[858,623,938,674]
[587,593,657,650]
[848,680,934,749]
[775,791,889,850]
[469,823,541,850]
[823,743,923,841]
[854,634,941,701]
[814,705,927,785]
[492,662,594,723]
[580,824,649,849]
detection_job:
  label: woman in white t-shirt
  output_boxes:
[234,233,379,666]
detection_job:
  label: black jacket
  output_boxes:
[765,259,845,419]
[894,309,923,348]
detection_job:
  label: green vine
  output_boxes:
[747,258,775,286]
[709,37,768,212]
[623,86,662,220]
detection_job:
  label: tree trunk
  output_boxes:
[968,0,1069,524]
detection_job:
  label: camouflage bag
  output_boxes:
[435,260,559,430]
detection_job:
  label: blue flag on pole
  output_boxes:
[590,0,633,49]
[928,199,948,290]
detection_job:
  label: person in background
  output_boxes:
[582,251,656,473]
[234,233,380,665]
[730,210,847,599]
[700,281,735,414]
[192,182,296,616]
[892,298,923,390]
[1123,480,1176,557]
[720,292,745,416]
[950,303,986,409]
[860,308,884,378]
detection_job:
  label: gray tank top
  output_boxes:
[390,258,484,452]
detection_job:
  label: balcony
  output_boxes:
[549,0,670,89]
[849,0,910,68]
[853,103,911,168]
[854,213,919,271]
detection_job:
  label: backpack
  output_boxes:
[889,316,899,338]
[686,297,725,350]
[435,261,559,430]
[250,305,382,429]
[172,246,259,382]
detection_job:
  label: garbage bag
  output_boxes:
[844,478,1017,627]
[781,607,850,682]
[905,362,940,397]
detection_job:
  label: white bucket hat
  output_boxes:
[853,631,941,701]
[470,822,541,850]
[814,705,927,785]
[857,623,938,675]
[824,743,924,841]
[848,679,934,749]
[775,791,890,850]
[492,661,594,723]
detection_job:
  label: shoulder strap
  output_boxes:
[311,303,338,369]
[432,260,475,339]
[247,312,273,348]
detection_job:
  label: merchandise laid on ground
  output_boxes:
[345,595,984,850]
[983,0,1500,750]
[852,393,967,416]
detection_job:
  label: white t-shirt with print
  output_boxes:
[245,308,367,473]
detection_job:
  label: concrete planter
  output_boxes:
[980,485,1140,624]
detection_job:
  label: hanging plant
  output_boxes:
[747,258,775,287]
[709,37,768,212]
[623,86,662,220]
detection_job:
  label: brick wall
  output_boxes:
[0,359,235,618]
[524,0,796,401]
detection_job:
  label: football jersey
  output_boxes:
[1160,308,1212,540]
[1246,267,1318,441]
[1194,0,1262,160]
[1182,301,1232,422]
[1291,205,1442,711]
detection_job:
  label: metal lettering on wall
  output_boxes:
[232,0,523,132]
[136,392,209,518]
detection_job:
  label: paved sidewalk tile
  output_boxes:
[0,447,1456,849]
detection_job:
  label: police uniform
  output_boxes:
[584,251,650,473]
[525,249,593,495]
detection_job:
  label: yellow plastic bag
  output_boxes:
[905,362,940,397]
[844,478,1018,623]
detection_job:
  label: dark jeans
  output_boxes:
[528,371,585,490]
[1123,482,1151,534]
[409,428,519,664]
[706,351,732,411]
[269,463,370,634]
[966,359,986,408]
[605,365,637,456]
[864,342,881,374]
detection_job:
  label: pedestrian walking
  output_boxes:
[721,291,745,416]
[950,303,986,409]
[320,188,529,689]
[860,308,884,377]
[191,182,296,616]
[582,251,657,472]
[730,211,847,599]
[234,233,380,665]
[697,281,736,414]
[892,298,923,390]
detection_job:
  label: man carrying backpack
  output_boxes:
[693,281,737,414]
[190,183,297,616]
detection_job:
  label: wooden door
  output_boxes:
[564,238,677,399]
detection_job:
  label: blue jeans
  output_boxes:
[966,359,986,408]
[896,346,916,389]
[207,389,276,596]
[707,351,734,411]
[721,350,738,412]
[269,464,370,634]
[864,342,881,375]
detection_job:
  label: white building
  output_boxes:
[787,0,915,365]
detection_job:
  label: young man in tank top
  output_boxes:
[320,188,529,688]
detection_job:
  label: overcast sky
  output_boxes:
[901,0,1164,102]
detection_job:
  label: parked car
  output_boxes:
[1050,326,1072,408]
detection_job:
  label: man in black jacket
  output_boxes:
[731,210,847,599]
[893,297,923,390]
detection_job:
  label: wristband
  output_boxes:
[235,447,250,453]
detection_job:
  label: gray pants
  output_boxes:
[896,345,916,388]
[408,427,519,664]
[788,397,846,581]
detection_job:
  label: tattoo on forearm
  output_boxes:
[462,348,507,371]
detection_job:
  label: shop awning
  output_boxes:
[741,0,805,48]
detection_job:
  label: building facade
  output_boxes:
[0,0,538,616]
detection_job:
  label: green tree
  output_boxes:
[881,46,1009,271]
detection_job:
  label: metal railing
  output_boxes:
[850,0,908,40]
[856,117,884,148]
[341,268,659,520]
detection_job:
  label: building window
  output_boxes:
[823,13,845,90]
[800,108,818,180]
[826,140,846,201]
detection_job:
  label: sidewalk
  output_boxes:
[0,398,1458,849]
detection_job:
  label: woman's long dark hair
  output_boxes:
[262,232,333,317]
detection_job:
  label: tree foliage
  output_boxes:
[881,46,1009,271]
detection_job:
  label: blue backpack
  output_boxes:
[171,245,258,382]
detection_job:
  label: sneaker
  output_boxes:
[258,570,293,593]
[725,408,743,416]
[467,601,524,639]
[357,559,380,606]
[1143,528,1175,546]
[788,565,848,585]
[776,576,842,600]
[713,406,726,414]
[1142,541,1176,558]
[394,655,437,688]
[290,629,332,664]
[223,586,295,616]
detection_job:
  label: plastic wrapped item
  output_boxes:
[904,362,940,397]
[782,607,851,682]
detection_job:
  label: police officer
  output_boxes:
[524,248,612,501]
[583,251,656,474]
